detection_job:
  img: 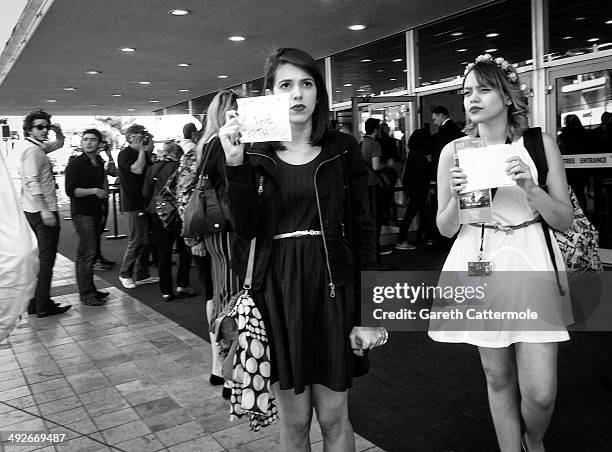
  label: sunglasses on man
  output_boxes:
[32,124,51,130]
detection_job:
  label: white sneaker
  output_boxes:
[395,242,416,251]
[119,276,136,289]
[135,276,160,286]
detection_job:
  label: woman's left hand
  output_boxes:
[349,327,388,356]
[506,156,537,192]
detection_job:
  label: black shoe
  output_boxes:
[94,290,109,299]
[222,387,231,400]
[97,256,115,266]
[82,297,107,306]
[37,304,71,318]
[27,301,36,315]
[161,294,175,302]
[210,374,224,386]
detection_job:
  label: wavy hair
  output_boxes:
[463,62,529,139]
[23,110,51,136]
[196,89,239,165]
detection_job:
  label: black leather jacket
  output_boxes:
[225,130,375,295]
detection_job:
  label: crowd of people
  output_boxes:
[2,46,608,452]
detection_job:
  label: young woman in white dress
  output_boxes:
[430,54,573,452]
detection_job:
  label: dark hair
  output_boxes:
[263,48,329,145]
[563,114,583,130]
[23,110,51,135]
[82,128,102,142]
[408,128,430,151]
[463,61,528,138]
[432,106,450,116]
[364,118,380,135]
[183,122,197,139]
[600,111,611,125]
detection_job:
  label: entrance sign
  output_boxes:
[562,153,612,169]
[237,94,292,143]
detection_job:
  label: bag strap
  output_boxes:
[243,238,256,290]
[523,128,565,295]
[195,135,218,181]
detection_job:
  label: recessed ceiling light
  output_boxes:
[403,69,408,72]
[170,9,190,16]
[63,87,76,91]
[177,63,190,67]
[46,99,56,103]
[485,48,498,52]
[562,36,573,40]
[126,108,135,111]
[86,70,101,75]
[149,100,159,103]
[91,104,100,107]
[111,94,122,97]
[348,24,366,31]
[575,17,586,21]
[357,89,368,92]
[360,59,372,62]
[376,69,384,72]
[228,36,245,41]
[343,83,352,87]
[457,48,468,52]
[588,37,600,42]
[607,20,612,24]
[178,89,190,92]
[120,47,136,52]
[450,32,463,37]
[139,81,151,85]
[392,58,403,62]
[485,33,500,38]
[389,78,397,81]
[336,90,341,93]
[217,75,229,79]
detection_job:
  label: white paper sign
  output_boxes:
[457,144,516,193]
[237,94,292,143]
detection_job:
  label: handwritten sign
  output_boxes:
[237,94,292,143]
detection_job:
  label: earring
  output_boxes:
[506,99,512,105]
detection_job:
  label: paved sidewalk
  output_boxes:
[0,254,382,452]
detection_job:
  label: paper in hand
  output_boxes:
[237,94,292,143]
[455,140,516,193]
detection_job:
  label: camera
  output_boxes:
[142,132,152,145]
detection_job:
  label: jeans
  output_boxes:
[148,214,191,294]
[73,215,102,298]
[25,211,60,312]
[398,185,430,243]
[119,211,150,281]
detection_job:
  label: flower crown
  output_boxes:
[464,54,518,83]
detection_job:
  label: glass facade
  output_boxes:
[416,0,532,86]
[331,33,406,104]
[546,0,612,62]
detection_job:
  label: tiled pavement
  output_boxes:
[0,254,383,452]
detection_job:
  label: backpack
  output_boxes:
[523,127,603,273]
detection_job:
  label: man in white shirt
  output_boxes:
[16,110,71,318]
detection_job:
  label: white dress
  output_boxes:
[428,138,572,347]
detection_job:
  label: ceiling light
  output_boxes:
[392,58,403,62]
[86,70,101,75]
[111,94,122,97]
[389,78,397,81]
[228,36,245,41]
[149,100,159,103]
[485,48,498,52]
[120,47,136,52]
[178,89,190,92]
[457,48,468,52]
[170,9,190,16]
[336,90,341,93]
[126,108,135,112]
[376,69,384,72]
[217,75,229,79]
[575,17,586,21]
[562,36,573,40]
[139,81,151,85]
[607,20,612,24]
[360,59,371,62]
[403,69,408,72]
[343,83,352,87]
[91,104,100,107]
[177,63,190,67]
[348,24,366,31]
[63,87,76,91]
[450,32,463,37]
[485,33,499,38]
[46,99,56,103]
[588,37,600,42]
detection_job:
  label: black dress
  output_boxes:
[263,152,358,394]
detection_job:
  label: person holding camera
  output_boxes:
[117,124,159,289]
[64,129,110,306]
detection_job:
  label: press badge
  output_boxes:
[468,260,493,276]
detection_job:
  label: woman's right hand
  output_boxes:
[219,110,244,166]
[191,242,206,257]
[448,166,467,197]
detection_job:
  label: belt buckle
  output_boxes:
[494,223,513,235]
